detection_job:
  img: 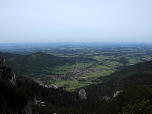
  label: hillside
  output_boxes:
[0,73,90,114]
[6,51,96,76]
[83,60,152,101]
[0,56,31,114]
[0,52,21,59]
[100,85,152,114]
[100,60,152,82]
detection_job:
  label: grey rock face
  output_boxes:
[23,101,32,114]
[103,90,123,101]
[0,56,32,114]
[79,89,87,99]
[0,72,2,79]
[0,56,16,85]
[103,96,110,101]
[9,72,16,85]
[0,56,6,71]
[113,90,122,98]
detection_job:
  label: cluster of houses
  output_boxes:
[33,65,108,88]
[35,66,98,83]
[68,66,104,80]
[40,83,57,89]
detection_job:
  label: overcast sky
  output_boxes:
[0,0,152,43]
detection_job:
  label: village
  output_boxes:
[32,65,105,89]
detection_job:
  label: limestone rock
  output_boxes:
[0,56,6,71]
[113,90,122,98]
[22,101,32,114]
[0,56,16,85]
[79,89,87,99]
[103,96,110,101]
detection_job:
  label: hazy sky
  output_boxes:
[0,0,152,43]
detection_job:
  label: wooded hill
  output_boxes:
[6,51,96,76]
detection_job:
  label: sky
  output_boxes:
[0,0,152,43]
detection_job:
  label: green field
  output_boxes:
[65,81,91,91]
[127,58,141,64]
[52,80,69,88]
[76,62,94,68]
[85,71,112,78]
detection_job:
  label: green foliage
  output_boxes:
[0,79,28,114]
[121,99,152,114]
[6,51,96,76]
[100,60,152,82]
[99,86,152,114]
[0,52,21,60]
[0,67,13,80]
[16,76,92,113]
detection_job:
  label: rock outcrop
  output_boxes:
[113,90,122,98]
[0,56,6,71]
[0,56,16,85]
[22,101,32,114]
[103,96,110,101]
[0,56,32,114]
[79,89,87,99]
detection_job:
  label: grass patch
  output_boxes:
[52,80,69,88]
[85,71,112,78]
[33,79,43,84]
[127,58,141,64]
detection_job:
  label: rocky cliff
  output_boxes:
[0,56,32,114]
[0,56,16,85]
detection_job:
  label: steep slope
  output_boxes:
[100,85,152,114]
[0,78,31,114]
[83,60,152,101]
[0,72,89,114]
[100,60,152,82]
[0,56,32,114]
[16,76,90,114]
